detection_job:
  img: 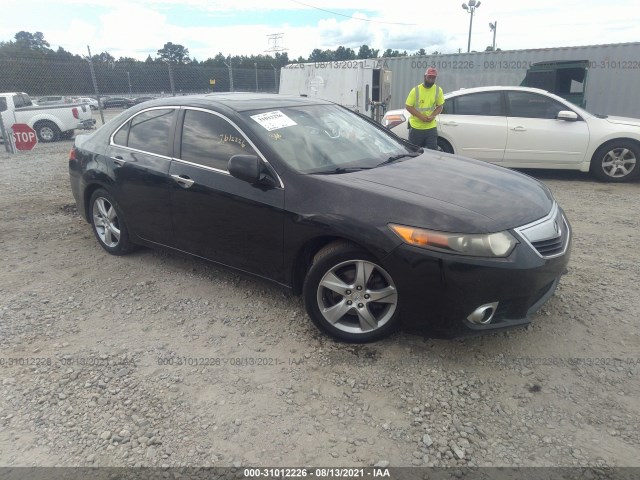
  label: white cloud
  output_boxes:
[1,0,638,61]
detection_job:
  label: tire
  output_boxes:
[89,189,137,255]
[303,241,400,342]
[590,140,640,182]
[437,137,454,154]
[34,120,61,142]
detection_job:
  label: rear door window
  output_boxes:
[453,92,504,116]
[126,109,175,156]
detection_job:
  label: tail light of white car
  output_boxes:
[383,112,407,129]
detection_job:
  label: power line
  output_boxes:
[288,0,419,26]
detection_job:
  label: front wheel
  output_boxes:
[303,241,400,342]
[437,137,454,154]
[89,189,137,255]
[590,141,640,182]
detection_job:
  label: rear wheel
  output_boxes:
[89,189,137,255]
[34,121,61,142]
[303,241,400,342]
[590,141,640,182]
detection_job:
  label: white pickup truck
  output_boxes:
[0,92,96,142]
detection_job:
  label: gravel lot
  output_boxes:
[1,115,639,468]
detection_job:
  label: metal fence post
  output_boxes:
[271,65,278,93]
[224,60,233,92]
[0,112,16,154]
[254,63,258,92]
[167,61,176,96]
[86,45,105,125]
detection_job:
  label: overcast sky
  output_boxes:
[0,0,637,60]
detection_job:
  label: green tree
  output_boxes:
[93,51,115,65]
[334,46,356,60]
[14,31,50,50]
[308,48,331,62]
[382,49,401,57]
[157,42,190,63]
[357,45,379,59]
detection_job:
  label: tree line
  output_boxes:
[0,31,444,68]
[0,31,452,96]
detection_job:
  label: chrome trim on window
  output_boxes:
[109,106,179,151]
[107,105,285,189]
[514,203,570,259]
[170,157,231,176]
[107,145,173,161]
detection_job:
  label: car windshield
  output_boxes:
[241,104,416,173]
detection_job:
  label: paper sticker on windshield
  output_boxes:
[250,111,297,131]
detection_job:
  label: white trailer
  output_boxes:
[279,59,392,120]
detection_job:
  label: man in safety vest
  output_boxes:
[405,67,445,150]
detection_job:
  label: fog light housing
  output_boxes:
[467,302,499,324]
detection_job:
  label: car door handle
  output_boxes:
[171,174,195,188]
[511,126,526,132]
[442,121,458,126]
[112,156,126,167]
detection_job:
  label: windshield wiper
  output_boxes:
[376,150,423,168]
[313,166,374,175]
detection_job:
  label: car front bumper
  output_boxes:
[381,226,571,338]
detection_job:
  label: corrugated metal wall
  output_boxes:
[381,43,640,117]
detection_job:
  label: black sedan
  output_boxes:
[102,97,134,109]
[69,93,571,342]
[131,96,157,105]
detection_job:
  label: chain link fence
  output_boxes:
[0,56,281,97]
[1,51,281,152]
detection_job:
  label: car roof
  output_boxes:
[446,86,549,97]
[147,92,332,112]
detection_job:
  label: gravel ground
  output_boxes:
[1,118,639,467]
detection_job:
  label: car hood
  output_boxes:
[604,115,640,128]
[307,152,554,234]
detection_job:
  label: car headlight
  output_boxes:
[389,224,517,257]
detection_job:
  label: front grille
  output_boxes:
[515,203,570,259]
[531,236,564,256]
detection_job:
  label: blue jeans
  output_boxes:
[408,126,438,150]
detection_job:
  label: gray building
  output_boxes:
[382,42,640,117]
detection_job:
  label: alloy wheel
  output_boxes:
[92,197,121,248]
[316,259,398,334]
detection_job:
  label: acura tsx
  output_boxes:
[69,93,571,342]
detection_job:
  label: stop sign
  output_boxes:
[12,123,38,151]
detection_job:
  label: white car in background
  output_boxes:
[383,86,640,182]
[73,97,99,110]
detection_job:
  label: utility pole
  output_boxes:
[489,21,498,50]
[462,1,482,53]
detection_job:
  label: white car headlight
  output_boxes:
[390,224,517,257]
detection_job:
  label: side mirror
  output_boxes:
[0,98,7,112]
[557,110,578,122]
[228,154,277,187]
